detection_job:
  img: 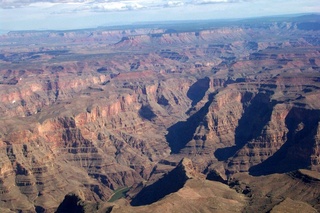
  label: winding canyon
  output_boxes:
[0,15,320,212]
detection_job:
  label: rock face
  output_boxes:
[0,68,197,211]
[270,198,317,213]
[0,15,319,212]
[181,77,320,175]
[231,169,320,212]
[56,194,86,213]
[130,158,203,206]
[66,158,247,213]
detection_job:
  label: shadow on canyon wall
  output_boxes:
[249,107,320,176]
[166,90,214,154]
[214,92,275,161]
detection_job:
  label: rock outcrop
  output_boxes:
[130,158,203,206]
[0,14,319,212]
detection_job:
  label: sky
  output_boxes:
[0,0,319,31]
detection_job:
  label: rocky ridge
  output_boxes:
[0,15,319,212]
[56,158,247,213]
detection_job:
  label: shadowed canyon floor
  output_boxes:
[0,15,320,212]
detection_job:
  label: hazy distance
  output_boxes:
[0,0,319,32]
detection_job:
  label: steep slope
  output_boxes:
[130,158,204,206]
[107,179,246,213]
[173,74,320,176]
[270,198,317,213]
[231,169,320,212]
[61,158,246,213]
[0,15,319,212]
[0,70,204,211]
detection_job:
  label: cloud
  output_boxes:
[0,0,242,10]
[194,0,233,4]
[0,0,90,9]
[1,0,318,20]
[165,1,184,7]
[88,1,146,12]
[1,0,319,31]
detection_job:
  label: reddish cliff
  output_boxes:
[0,16,319,212]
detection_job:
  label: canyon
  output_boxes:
[0,15,319,212]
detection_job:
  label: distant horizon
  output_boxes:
[0,12,319,35]
[0,0,319,32]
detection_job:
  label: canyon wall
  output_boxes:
[0,16,319,212]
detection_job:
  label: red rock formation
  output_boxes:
[0,15,319,212]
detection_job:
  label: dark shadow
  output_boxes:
[139,105,156,121]
[157,95,169,106]
[187,77,210,107]
[166,92,215,154]
[214,146,239,161]
[131,159,188,206]
[55,194,84,213]
[249,107,320,176]
[35,206,45,213]
[205,169,227,184]
[214,92,275,161]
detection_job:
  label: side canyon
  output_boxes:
[0,15,320,212]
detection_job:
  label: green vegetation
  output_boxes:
[108,187,130,202]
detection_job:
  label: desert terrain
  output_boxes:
[0,14,319,212]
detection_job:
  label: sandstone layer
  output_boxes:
[0,15,319,212]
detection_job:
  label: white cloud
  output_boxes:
[194,0,232,4]
[0,0,239,10]
[29,2,60,8]
[89,1,145,11]
[0,0,319,31]
[165,1,184,7]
